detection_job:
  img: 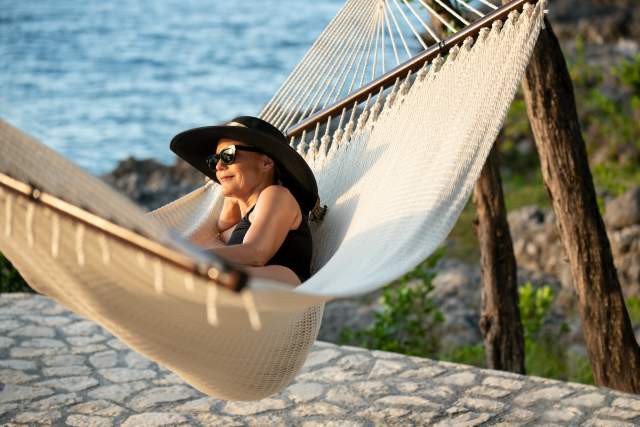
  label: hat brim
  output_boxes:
[170,126,318,213]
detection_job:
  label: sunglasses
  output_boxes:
[206,145,263,169]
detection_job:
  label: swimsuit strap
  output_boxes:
[245,204,256,219]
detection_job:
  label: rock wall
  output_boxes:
[550,0,640,44]
[508,187,640,298]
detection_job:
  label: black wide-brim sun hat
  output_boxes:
[170,116,319,214]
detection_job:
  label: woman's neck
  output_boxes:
[236,181,271,216]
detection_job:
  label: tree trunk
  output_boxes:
[473,145,526,374]
[521,18,640,393]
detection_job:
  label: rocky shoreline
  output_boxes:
[101,158,204,212]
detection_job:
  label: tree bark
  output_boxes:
[473,145,526,374]
[521,19,640,393]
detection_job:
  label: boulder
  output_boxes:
[508,202,640,297]
[101,157,203,211]
[550,0,640,43]
[605,186,640,230]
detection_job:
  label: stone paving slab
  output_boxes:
[1,293,639,426]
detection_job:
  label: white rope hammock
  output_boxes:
[0,0,545,400]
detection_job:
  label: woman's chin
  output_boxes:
[220,186,236,197]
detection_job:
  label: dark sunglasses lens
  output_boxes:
[207,148,236,170]
[206,155,217,170]
[220,149,235,165]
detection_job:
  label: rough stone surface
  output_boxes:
[1,293,639,426]
[66,414,113,427]
[0,337,14,349]
[288,382,325,403]
[98,367,157,383]
[508,203,640,297]
[70,400,127,417]
[43,354,85,367]
[29,393,82,410]
[128,385,199,411]
[38,376,99,392]
[89,351,118,369]
[121,412,188,427]
[605,186,640,230]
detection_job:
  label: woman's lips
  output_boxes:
[219,175,234,182]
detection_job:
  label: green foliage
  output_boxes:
[525,336,594,384]
[498,96,540,173]
[339,256,596,384]
[447,40,640,261]
[445,201,480,262]
[501,169,549,212]
[439,344,485,368]
[570,47,640,197]
[518,282,554,338]
[626,296,640,326]
[340,269,597,384]
[0,253,32,293]
[615,53,640,97]
[592,163,640,199]
[340,248,446,358]
[446,169,549,262]
[437,282,594,384]
[518,282,594,384]
[569,36,604,89]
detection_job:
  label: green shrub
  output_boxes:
[439,344,485,368]
[571,48,640,197]
[626,296,640,326]
[342,271,596,385]
[340,248,446,358]
[615,53,640,97]
[0,253,32,293]
[438,282,594,384]
[518,282,554,338]
[518,282,594,384]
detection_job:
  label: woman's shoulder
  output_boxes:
[252,185,302,227]
[258,185,297,206]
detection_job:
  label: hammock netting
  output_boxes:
[0,0,545,400]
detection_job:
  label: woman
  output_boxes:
[170,116,319,286]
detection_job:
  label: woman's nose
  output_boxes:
[215,158,226,171]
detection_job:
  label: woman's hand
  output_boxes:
[187,226,226,249]
[217,197,241,233]
[204,235,226,249]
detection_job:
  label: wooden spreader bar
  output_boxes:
[0,172,247,292]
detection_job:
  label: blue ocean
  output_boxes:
[0,0,343,174]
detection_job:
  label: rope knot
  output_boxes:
[310,199,327,223]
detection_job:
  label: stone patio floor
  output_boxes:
[1,293,639,426]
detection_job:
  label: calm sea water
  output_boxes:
[0,0,343,174]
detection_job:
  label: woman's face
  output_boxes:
[215,138,274,197]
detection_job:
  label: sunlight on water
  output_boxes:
[0,0,343,174]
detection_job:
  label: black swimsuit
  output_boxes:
[226,205,313,282]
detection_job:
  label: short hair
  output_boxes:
[272,163,282,185]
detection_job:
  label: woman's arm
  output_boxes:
[186,198,239,249]
[217,197,241,233]
[210,186,300,266]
